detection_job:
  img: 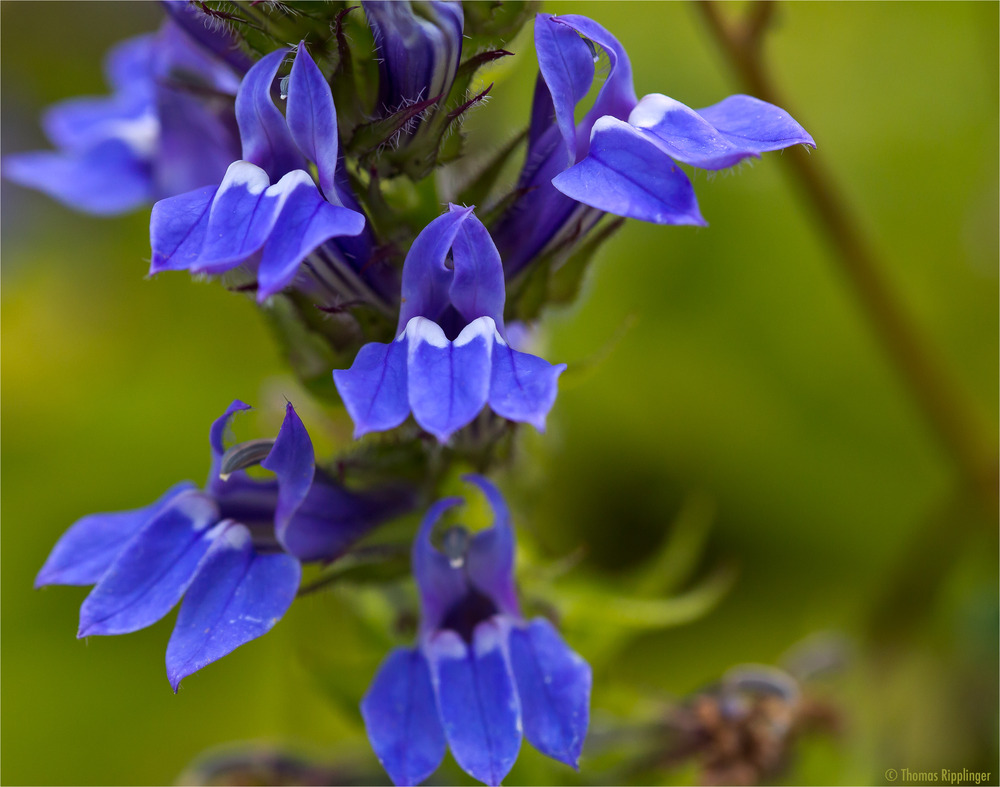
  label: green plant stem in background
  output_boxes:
[696,1,998,519]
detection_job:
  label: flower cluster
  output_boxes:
[14,3,812,784]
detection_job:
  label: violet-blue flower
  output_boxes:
[37,400,410,689]
[494,13,814,275]
[3,16,242,215]
[333,204,567,442]
[362,475,591,786]
[148,43,368,302]
[540,14,815,223]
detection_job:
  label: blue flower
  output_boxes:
[37,401,411,690]
[3,14,242,215]
[494,13,814,275]
[364,1,464,123]
[333,204,567,442]
[362,476,591,786]
[148,43,369,302]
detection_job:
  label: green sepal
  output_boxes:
[506,215,626,322]
[197,1,348,63]
[260,291,394,404]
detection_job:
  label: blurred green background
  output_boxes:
[2,2,997,785]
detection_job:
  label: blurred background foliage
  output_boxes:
[1,2,997,785]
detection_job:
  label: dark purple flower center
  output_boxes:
[440,588,498,643]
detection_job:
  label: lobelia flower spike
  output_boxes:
[362,475,592,786]
[148,42,368,303]
[36,400,412,690]
[333,204,567,442]
[494,13,814,275]
[3,14,242,215]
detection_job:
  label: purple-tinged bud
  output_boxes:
[363,1,464,127]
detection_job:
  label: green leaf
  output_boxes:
[633,490,716,597]
[561,565,737,630]
[548,217,626,305]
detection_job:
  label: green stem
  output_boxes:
[696,1,997,517]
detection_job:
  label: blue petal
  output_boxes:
[552,116,705,225]
[398,206,471,330]
[209,400,253,475]
[509,618,591,768]
[256,171,366,300]
[629,93,816,171]
[286,43,339,199]
[103,33,156,97]
[165,522,300,690]
[406,317,492,442]
[195,161,276,272]
[78,492,220,637]
[235,49,303,180]
[551,15,638,137]
[413,497,469,633]
[361,647,447,786]
[148,184,218,273]
[425,622,522,786]
[152,19,241,97]
[333,339,410,438]
[4,140,152,216]
[463,476,520,617]
[489,341,566,433]
[42,96,152,153]
[259,402,314,543]
[35,481,197,588]
[533,13,596,164]
[153,86,239,196]
[449,209,507,332]
[696,94,815,154]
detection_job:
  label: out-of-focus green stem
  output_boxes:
[696,1,998,517]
